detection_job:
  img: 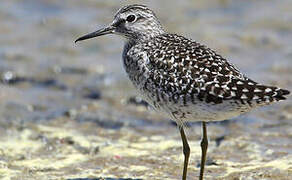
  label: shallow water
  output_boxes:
[0,0,292,179]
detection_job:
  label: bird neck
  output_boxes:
[123,39,137,57]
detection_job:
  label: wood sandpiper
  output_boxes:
[75,4,290,180]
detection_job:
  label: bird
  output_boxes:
[75,4,290,180]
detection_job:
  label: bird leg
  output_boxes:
[199,121,208,180]
[179,126,190,180]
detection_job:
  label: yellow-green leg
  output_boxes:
[199,122,208,180]
[179,126,190,180]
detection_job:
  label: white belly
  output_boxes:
[139,90,253,122]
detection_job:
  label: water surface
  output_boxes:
[0,0,291,179]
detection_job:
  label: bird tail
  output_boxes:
[252,84,290,104]
[272,88,290,101]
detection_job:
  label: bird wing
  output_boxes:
[144,33,289,105]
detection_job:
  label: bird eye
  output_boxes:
[126,15,136,22]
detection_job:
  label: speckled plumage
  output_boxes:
[123,32,289,122]
[75,4,290,180]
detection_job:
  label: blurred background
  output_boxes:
[0,0,291,179]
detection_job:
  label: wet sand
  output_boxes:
[0,0,292,179]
